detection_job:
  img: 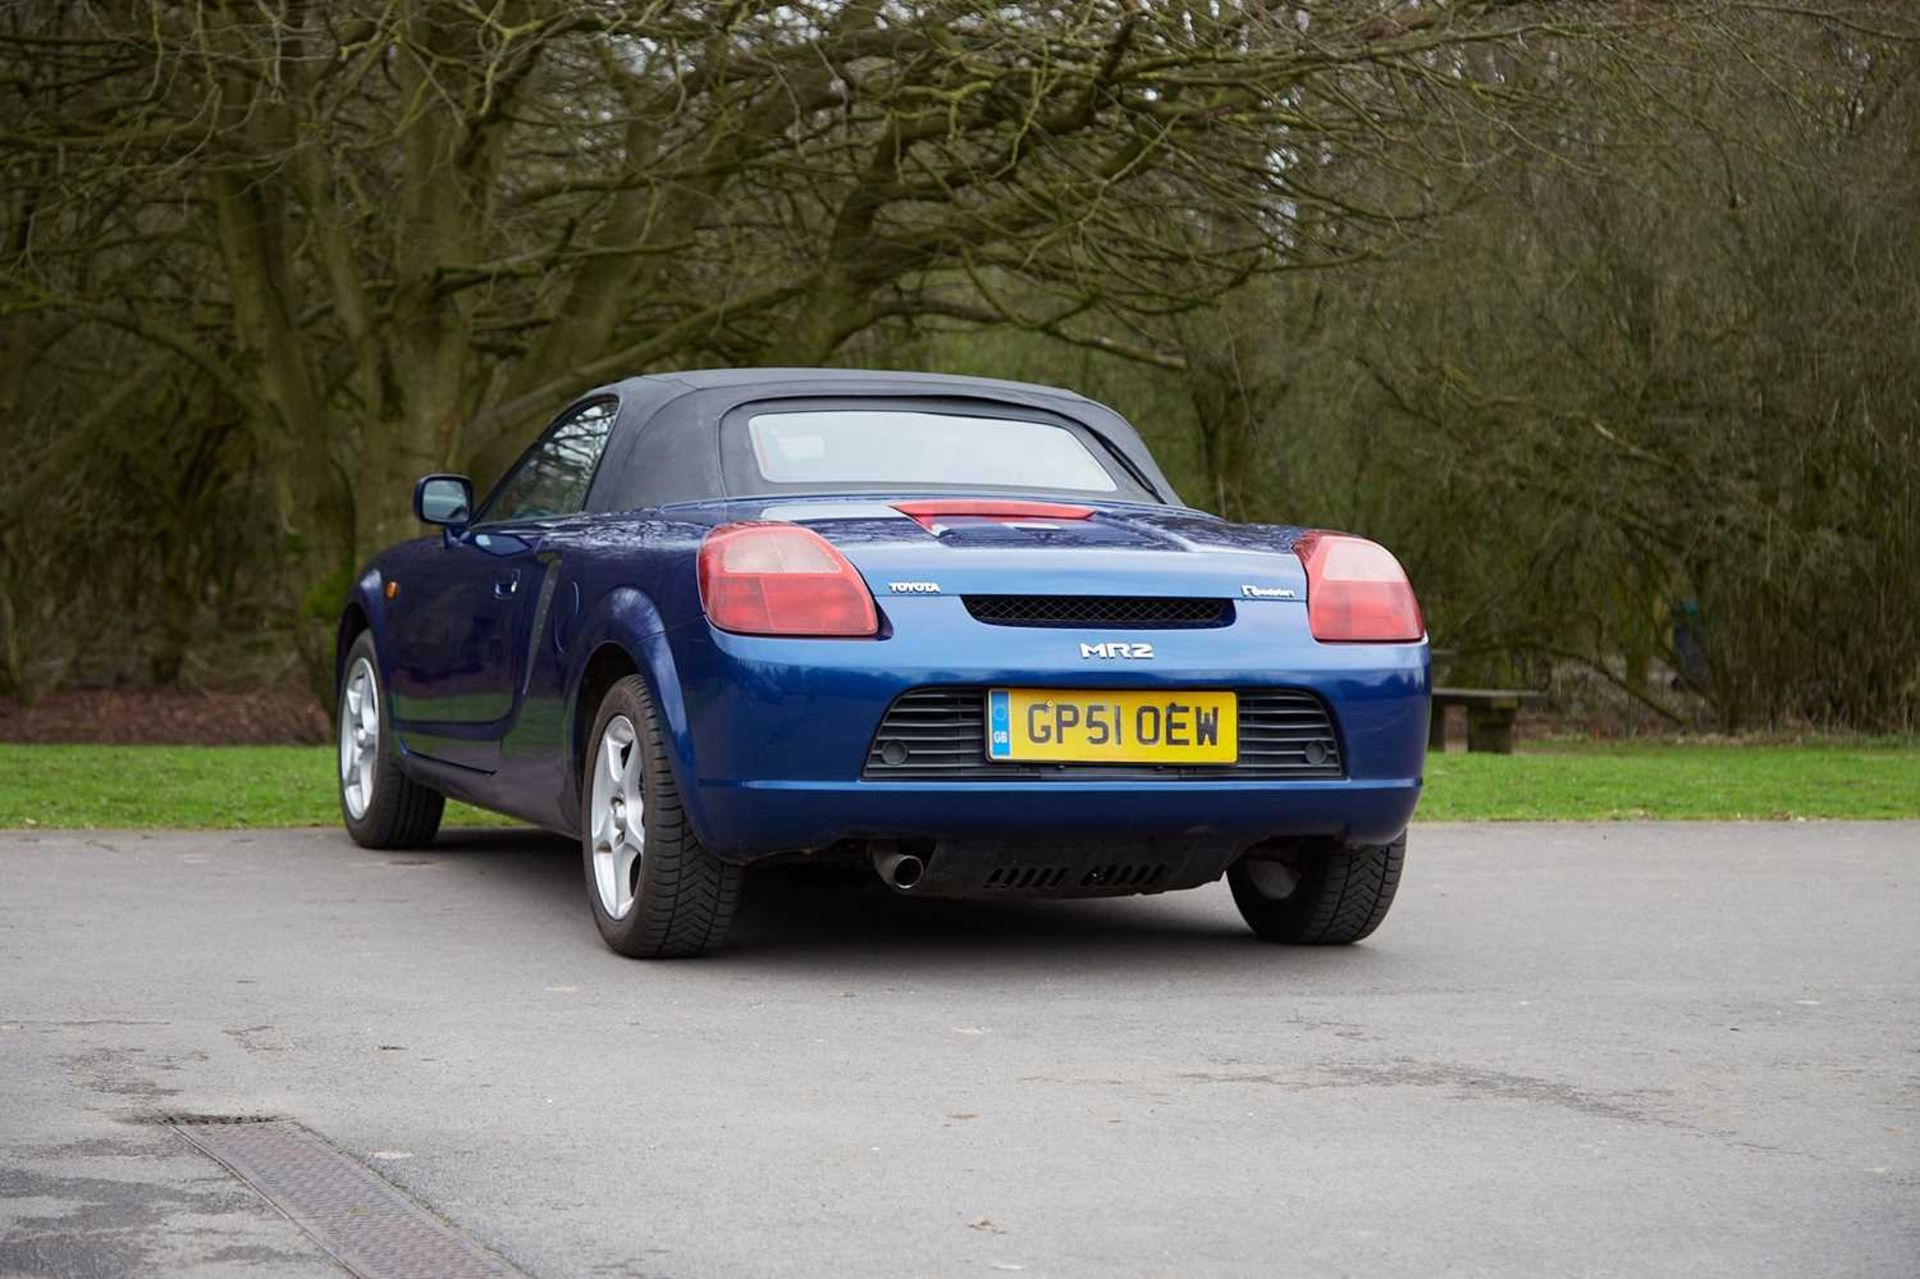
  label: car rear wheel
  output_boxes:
[338,632,445,848]
[582,675,741,958]
[1227,834,1405,945]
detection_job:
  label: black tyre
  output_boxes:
[581,675,742,958]
[337,631,445,849]
[1227,834,1405,945]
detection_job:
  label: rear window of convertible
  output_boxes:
[729,408,1142,497]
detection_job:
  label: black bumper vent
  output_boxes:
[862,687,1344,781]
[963,595,1231,629]
[980,862,1171,891]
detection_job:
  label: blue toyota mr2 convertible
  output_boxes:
[336,369,1429,957]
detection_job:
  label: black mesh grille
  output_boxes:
[862,688,1344,781]
[963,595,1231,629]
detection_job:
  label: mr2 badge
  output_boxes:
[1079,641,1155,659]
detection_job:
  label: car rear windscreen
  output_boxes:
[742,410,1125,494]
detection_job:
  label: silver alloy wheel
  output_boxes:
[339,657,380,820]
[590,714,645,919]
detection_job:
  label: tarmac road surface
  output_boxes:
[0,822,1915,1277]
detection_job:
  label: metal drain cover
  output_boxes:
[171,1118,520,1279]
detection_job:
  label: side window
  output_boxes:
[479,400,618,523]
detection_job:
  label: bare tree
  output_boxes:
[4,2,1646,569]
[8,1,1914,726]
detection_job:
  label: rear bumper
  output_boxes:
[693,775,1421,860]
[661,597,1429,860]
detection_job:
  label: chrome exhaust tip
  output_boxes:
[871,844,927,891]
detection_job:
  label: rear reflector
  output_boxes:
[1293,531,1424,643]
[893,499,1094,529]
[698,523,879,637]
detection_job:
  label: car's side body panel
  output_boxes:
[379,525,553,771]
[494,581,680,833]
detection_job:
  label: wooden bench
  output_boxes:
[1429,687,1547,754]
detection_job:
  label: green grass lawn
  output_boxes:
[0,741,1915,829]
[1420,740,1919,821]
[0,745,517,831]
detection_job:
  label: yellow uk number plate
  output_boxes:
[987,689,1238,765]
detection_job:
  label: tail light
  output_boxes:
[1293,531,1424,643]
[698,523,879,637]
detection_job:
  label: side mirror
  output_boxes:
[413,474,473,527]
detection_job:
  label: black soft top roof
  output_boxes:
[580,368,1181,511]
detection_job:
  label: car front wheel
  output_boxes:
[582,675,741,958]
[1227,834,1405,945]
[337,632,445,848]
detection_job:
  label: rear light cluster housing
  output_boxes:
[698,523,878,637]
[1293,530,1423,643]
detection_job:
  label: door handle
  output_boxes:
[494,570,520,598]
